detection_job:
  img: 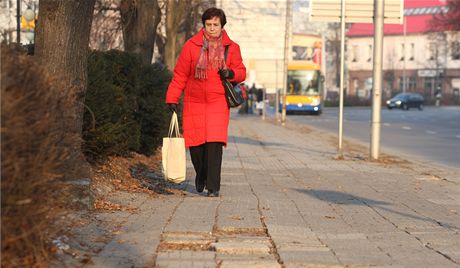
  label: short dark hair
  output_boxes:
[201,7,226,27]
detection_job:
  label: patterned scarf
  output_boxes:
[195,29,225,80]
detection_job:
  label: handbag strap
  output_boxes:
[224,45,229,65]
[168,112,182,138]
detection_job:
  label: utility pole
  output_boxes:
[402,16,406,93]
[370,0,385,160]
[337,0,346,158]
[281,0,292,126]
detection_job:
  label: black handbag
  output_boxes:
[222,46,244,108]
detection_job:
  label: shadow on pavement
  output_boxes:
[229,135,290,147]
[295,189,459,230]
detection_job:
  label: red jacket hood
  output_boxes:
[190,28,233,46]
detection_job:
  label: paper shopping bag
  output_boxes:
[162,112,186,183]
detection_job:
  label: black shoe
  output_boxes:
[195,177,205,193]
[207,190,219,197]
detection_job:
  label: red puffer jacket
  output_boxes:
[165,29,246,147]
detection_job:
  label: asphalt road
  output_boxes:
[284,106,460,169]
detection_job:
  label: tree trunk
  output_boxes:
[35,0,96,183]
[165,0,188,71]
[120,0,161,65]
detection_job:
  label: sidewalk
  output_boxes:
[84,112,460,268]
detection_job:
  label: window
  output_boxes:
[399,76,415,90]
[424,77,435,91]
[399,77,406,90]
[292,46,308,60]
[400,43,405,61]
[353,79,359,94]
[367,45,372,62]
[352,45,359,62]
[409,43,415,61]
[452,41,460,60]
[408,77,416,89]
[428,42,436,60]
[292,46,315,61]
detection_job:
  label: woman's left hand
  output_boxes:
[218,68,235,80]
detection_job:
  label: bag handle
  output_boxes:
[168,112,182,138]
[224,45,229,66]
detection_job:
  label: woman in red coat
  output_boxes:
[165,7,246,197]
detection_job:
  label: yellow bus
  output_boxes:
[281,34,324,115]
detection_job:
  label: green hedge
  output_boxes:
[83,50,171,161]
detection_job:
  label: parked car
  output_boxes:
[386,92,424,110]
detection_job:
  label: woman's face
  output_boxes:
[204,16,222,38]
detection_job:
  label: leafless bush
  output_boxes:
[1,45,75,267]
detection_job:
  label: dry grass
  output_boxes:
[157,242,213,252]
[90,152,185,202]
[1,45,76,267]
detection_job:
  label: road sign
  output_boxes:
[310,0,403,24]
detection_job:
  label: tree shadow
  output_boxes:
[129,163,187,195]
[295,189,459,230]
[229,135,289,147]
[228,135,336,157]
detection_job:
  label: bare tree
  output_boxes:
[431,0,460,31]
[89,0,211,67]
[425,32,448,98]
[383,49,398,98]
[325,23,342,89]
[164,0,189,70]
[35,0,96,179]
[120,0,161,64]
[161,0,214,70]
[90,0,124,51]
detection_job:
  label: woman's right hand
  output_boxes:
[168,103,177,113]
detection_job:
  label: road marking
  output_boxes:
[426,130,437,134]
[402,126,412,130]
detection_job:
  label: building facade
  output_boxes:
[216,0,288,93]
[346,0,460,101]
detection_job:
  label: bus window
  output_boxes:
[287,70,320,96]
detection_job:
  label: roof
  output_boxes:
[346,0,449,37]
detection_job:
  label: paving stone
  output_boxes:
[155,251,215,268]
[279,250,340,266]
[217,235,270,244]
[165,199,219,233]
[220,260,281,268]
[211,241,271,254]
[161,232,215,245]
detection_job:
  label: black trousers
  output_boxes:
[189,142,224,192]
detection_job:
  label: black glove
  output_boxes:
[218,68,235,80]
[168,103,177,113]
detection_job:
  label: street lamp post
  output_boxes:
[281,0,292,126]
[402,16,407,93]
[16,0,21,44]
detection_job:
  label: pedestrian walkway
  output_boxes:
[89,112,460,268]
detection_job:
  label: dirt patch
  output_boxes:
[91,152,185,202]
[93,199,139,212]
[157,242,213,251]
[214,228,267,237]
